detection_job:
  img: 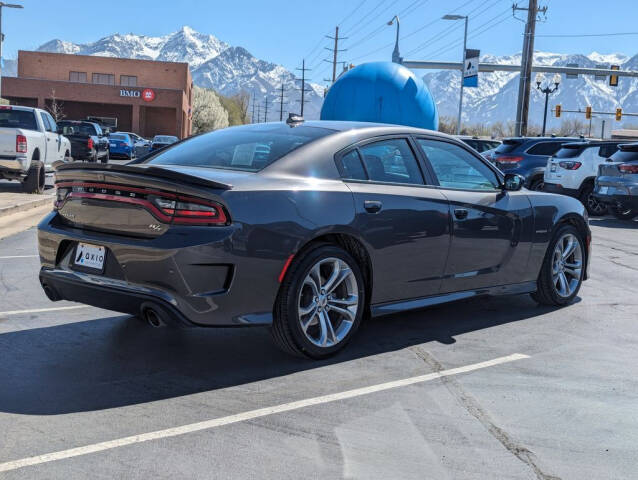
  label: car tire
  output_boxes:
[271,243,366,359]
[22,159,45,194]
[529,176,544,191]
[101,151,109,164]
[531,224,585,306]
[610,205,638,221]
[579,183,607,216]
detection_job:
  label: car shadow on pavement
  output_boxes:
[0,294,561,415]
[588,217,638,229]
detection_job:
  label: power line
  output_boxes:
[341,0,388,38]
[535,31,638,38]
[338,0,368,28]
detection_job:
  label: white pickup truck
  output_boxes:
[0,105,71,193]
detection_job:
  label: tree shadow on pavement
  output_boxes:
[0,294,562,415]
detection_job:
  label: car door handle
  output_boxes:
[364,200,383,213]
[454,208,468,220]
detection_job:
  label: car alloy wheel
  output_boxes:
[297,257,358,348]
[586,193,607,216]
[551,232,583,298]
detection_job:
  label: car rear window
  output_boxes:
[59,122,97,136]
[555,145,586,159]
[527,141,564,156]
[598,144,621,158]
[154,136,177,143]
[110,134,128,141]
[0,109,37,131]
[147,125,334,172]
[495,140,521,154]
[610,149,638,163]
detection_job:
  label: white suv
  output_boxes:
[544,141,623,215]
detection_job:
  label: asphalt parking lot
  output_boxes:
[0,215,637,479]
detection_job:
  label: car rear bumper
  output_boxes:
[593,192,638,209]
[542,182,579,197]
[37,212,282,327]
[0,154,28,172]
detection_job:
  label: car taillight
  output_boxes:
[558,161,582,170]
[497,156,523,165]
[619,163,638,174]
[153,196,228,225]
[87,138,94,150]
[16,134,27,153]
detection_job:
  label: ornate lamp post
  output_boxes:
[536,72,561,136]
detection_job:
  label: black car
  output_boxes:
[57,120,109,163]
[492,137,577,190]
[38,121,590,358]
[149,135,178,152]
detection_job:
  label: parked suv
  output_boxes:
[492,137,576,190]
[594,143,638,220]
[543,141,623,215]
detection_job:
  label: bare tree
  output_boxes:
[47,89,65,122]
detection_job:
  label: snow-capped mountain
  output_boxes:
[424,51,638,131]
[28,26,323,119]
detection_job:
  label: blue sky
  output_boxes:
[3,0,638,79]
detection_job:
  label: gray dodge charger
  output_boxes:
[38,120,591,358]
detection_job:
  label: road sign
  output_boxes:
[463,49,479,88]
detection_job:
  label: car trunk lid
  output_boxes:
[54,162,233,238]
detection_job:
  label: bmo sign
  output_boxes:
[119,88,156,102]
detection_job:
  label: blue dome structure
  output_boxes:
[320,62,438,130]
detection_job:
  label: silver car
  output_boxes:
[594,143,638,220]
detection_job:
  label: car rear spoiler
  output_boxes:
[54,161,232,190]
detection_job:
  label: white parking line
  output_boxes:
[0,305,88,317]
[0,353,529,473]
[0,255,39,259]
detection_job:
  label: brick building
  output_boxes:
[2,50,192,138]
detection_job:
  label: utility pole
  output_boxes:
[326,27,347,83]
[278,83,285,121]
[256,104,261,124]
[601,119,606,139]
[0,2,24,101]
[513,0,547,136]
[263,95,269,123]
[295,59,312,116]
[251,91,255,123]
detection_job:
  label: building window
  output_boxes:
[92,73,115,85]
[69,71,87,83]
[120,75,137,87]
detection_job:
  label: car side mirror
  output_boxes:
[503,173,525,191]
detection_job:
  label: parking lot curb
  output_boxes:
[0,196,54,219]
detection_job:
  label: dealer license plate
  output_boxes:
[550,164,557,172]
[74,243,105,271]
[110,143,116,148]
[598,186,609,194]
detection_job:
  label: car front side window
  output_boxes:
[417,139,500,191]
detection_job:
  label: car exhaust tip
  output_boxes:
[41,282,62,301]
[141,303,166,328]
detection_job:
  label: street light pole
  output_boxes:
[443,14,468,135]
[0,2,23,101]
[535,73,561,136]
[388,16,401,64]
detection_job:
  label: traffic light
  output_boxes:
[609,65,619,87]
[585,106,592,119]
[555,104,561,117]
[616,108,622,121]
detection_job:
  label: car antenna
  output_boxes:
[286,113,304,127]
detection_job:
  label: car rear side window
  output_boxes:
[527,142,564,156]
[358,138,423,185]
[417,139,500,191]
[339,150,367,180]
[147,125,334,172]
